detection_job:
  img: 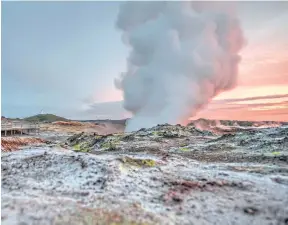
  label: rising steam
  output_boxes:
[115,1,245,132]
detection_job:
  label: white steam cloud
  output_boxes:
[115,1,245,132]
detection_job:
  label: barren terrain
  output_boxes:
[1,120,288,225]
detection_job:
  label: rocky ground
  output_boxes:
[1,122,288,225]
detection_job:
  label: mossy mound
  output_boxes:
[120,156,157,168]
[72,143,90,153]
[65,123,216,153]
[67,132,123,152]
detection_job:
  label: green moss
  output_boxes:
[121,134,135,141]
[179,143,188,147]
[120,157,156,168]
[153,131,180,138]
[152,131,166,137]
[76,148,90,153]
[272,151,281,156]
[152,131,159,136]
[141,159,156,167]
[100,140,119,151]
[73,143,90,153]
[179,147,189,152]
[73,144,81,151]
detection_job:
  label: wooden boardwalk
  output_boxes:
[1,121,40,136]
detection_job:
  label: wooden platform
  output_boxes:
[1,121,40,136]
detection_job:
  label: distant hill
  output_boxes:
[24,114,68,123]
[77,119,127,125]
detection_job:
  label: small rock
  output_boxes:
[172,195,183,203]
[243,207,259,215]
[80,192,89,196]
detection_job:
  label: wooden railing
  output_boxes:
[1,121,40,131]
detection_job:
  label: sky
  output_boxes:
[2,1,288,121]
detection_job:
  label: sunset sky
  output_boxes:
[2,1,288,121]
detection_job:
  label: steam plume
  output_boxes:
[115,1,245,132]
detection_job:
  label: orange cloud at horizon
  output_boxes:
[195,88,288,122]
[215,85,288,101]
[194,106,288,122]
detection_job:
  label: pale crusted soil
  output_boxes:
[1,125,288,225]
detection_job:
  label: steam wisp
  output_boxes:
[115,2,245,132]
